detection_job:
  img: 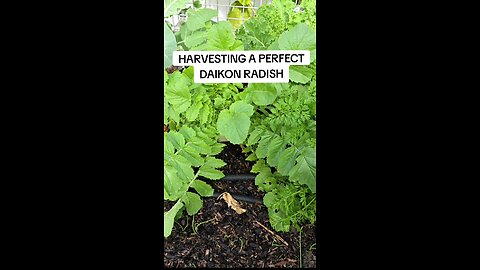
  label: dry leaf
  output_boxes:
[217,192,246,214]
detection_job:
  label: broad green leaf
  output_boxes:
[186,8,217,31]
[191,180,214,197]
[266,136,284,167]
[246,83,278,106]
[255,135,273,159]
[182,192,203,215]
[164,200,184,237]
[230,101,254,116]
[277,146,298,176]
[184,30,208,49]
[206,22,235,50]
[163,22,177,68]
[289,66,315,84]
[289,147,316,193]
[230,40,244,51]
[217,101,254,144]
[278,23,316,62]
[217,111,250,144]
[198,165,224,180]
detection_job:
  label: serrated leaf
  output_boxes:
[182,192,203,215]
[166,132,185,151]
[255,135,272,159]
[209,143,225,155]
[165,73,191,113]
[251,159,268,173]
[178,126,196,140]
[289,147,316,193]
[199,103,210,124]
[178,144,203,167]
[164,135,175,154]
[168,105,180,123]
[204,157,226,168]
[214,97,225,108]
[188,136,212,154]
[198,165,224,180]
[266,136,284,167]
[185,101,202,121]
[164,200,184,237]
[164,164,182,199]
[169,154,194,182]
[277,146,298,176]
[247,127,265,146]
[191,180,214,197]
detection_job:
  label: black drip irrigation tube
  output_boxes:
[198,173,263,204]
[198,173,256,182]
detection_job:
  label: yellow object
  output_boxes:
[227,1,254,29]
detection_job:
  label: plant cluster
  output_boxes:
[164,0,316,237]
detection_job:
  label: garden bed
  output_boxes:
[164,143,316,268]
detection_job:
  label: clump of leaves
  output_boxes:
[237,22,317,232]
[164,66,254,237]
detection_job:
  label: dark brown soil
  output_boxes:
[164,143,317,268]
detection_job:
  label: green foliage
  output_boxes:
[164,23,177,68]
[164,66,243,237]
[164,0,317,236]
[236,0,316,50]
[217,101,254,144]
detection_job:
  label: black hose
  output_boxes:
[209,192,263,204]
[199,173,256,182]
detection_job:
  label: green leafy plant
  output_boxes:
[164,0,317,236]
